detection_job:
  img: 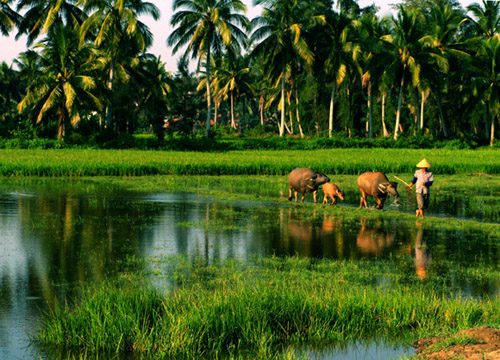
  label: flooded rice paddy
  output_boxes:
[1,176,500,359]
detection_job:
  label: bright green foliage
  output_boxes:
[37,256,500,358]
[1,148,500,176]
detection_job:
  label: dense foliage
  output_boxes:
[1,0,500,146]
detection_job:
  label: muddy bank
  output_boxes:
[414,327,500,359]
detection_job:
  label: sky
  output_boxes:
[0,0,478,73]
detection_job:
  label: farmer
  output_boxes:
[408,159,434,218]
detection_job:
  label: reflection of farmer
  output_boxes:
[414,221,431,279]
[408,159,434,218]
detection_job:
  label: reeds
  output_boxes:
[2,148,500,176]
[37,257,500,358]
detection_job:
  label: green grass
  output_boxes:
[37,256,500,359]
[427,334,484,353]
[1,148,500,176]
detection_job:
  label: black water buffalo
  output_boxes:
[288,168,330,203]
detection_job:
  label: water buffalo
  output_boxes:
[288,168,330,203]
[357,172,399,210]
[322,183,345,205]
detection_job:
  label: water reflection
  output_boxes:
[414,221,431,280]
[0,180,499,359]
[356,219,396,255]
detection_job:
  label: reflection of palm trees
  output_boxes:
[414,221,431,279]
[356,219,395,255]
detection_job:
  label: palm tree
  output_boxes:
[0,62,22,124]
[323,10,353,138]
[387,5,428,140]
[353,14,392,138]
[251,0,321,136]
[133,55,171,141]
[79,0,159,129]
[16,0,85,45]
[424,4,468,137]
[0,0,19,36]
[168,0,250,138]
[214,55,253,129]
[17,23,102,140]
[470,35,500,146]
[467,0,500,39]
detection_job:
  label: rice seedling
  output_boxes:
[1,148,500,176]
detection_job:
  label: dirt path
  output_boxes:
[413,327,500,359]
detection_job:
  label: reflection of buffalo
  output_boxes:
[321,214,342,233]
[356,221,395,255]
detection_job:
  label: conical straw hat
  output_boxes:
[416,158,431,168]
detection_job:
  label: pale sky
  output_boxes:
[0,0,478,73]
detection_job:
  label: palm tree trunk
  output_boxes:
[295,89,304,138]
[381,92,389,137]
[205,48,212,138]
[230,92,235,129]
[490,114,495,146]
[280,74,285,136]
[368,80,373,139]
[329,81,336,138]
[394,65,406,140]
[437,93,447,138]
[287,90,293,134]
[420,90,425,131]
[106,58,115,128]
[58,107,65,141]
[259,95,264,126]
[214,98,218,126]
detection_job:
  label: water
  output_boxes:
[0,179,499,359]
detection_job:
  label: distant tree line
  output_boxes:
[1,0,500,147]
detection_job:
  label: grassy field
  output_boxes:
[12,148,498,359]
[37,256,500,359]
[1,148,500,176]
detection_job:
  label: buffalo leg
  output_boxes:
[359,189,368,208]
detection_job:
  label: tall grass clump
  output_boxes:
[37,257,500,359]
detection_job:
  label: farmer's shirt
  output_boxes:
[411,170,434,194]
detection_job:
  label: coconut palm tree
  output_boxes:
[79,0,159,129]
[214,55,253,129]
[323,10,353,138]
[0,62,22,124]
[0,0,19,36]
[17,23,102,140]
[16,0,85,45]
[251,0,321,136]
[168,0,250,138]
[423,4,468,137]
[470,35,500,146]
[387,5,428,140]
[467,0,500,39]
[353,14,392,138]
[134,55,172,141]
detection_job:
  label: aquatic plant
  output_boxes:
[37,256,500,359]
